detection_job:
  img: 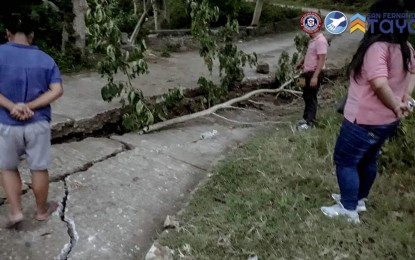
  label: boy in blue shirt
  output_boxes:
[0,13,64,228]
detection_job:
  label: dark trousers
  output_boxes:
[302,71,322,124]
[334,119,399,210]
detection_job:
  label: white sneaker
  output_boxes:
[321,203,360,223]
[297,123,313,131]
[331,193,367,212]
[297,119,307,125]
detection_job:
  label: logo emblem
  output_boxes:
[324,11,348,34]
[300,12,322,34]
[350,13,366,33]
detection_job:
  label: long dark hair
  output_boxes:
[348,0,412,82]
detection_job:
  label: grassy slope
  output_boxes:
[159,91,415,259]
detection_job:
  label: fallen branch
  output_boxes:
[212,113,290,126]
[140,76,299,134]
[224,105,266,116]
[129,1,151,45]
[248,99,265,106]
[282,89,302,95]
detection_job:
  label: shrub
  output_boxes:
[167,0,192,29]
[235,1,256,26]
[260,4,302,24]
[380,112,415,174]
[409,34,415,47]
[166,1,302,28]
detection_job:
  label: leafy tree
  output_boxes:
[87,0,185,131]
[275,34,309,89]
[206,0,242,20]
[189,0,257,107]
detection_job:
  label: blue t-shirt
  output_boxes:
[0,42,62,125]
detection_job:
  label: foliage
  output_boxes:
[380,115,415,173]
[206,0,242,20]
[166,0,192,29]
[87,0,184,131]
[0,1,80,72]
[167,0,302,28]
[275,34,309,88]
[409,34,415,47]
[259,4,302,24]
[274,0,374,13]
[189,0,257,107]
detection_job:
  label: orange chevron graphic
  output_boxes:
[350,24,366,33]
[350,13,366,33]
[350,19,365,28]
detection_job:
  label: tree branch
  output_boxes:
[212,113,290,126]
[224,105,266,116]
[140,76,299,134]
[129,0,151,45]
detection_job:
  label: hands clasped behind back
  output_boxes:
[10,103,34,121]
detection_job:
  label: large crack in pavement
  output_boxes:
[55,138,131,259]
[58,178,79,260]
[50,141,132,183]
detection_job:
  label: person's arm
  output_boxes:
[0,94,16,112]
[312,54,326,79]
[371,77,405,117]
[27,61,64,110]
[405,73,415,99]
[26,83,63,110]
[363,42,407,117]
[0,94,34,120]
[310,39,328,87]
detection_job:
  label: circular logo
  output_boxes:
[324,11,348,34]
[300,12,323,34]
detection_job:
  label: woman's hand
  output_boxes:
[403,94,415,110]
[393,102,410,118]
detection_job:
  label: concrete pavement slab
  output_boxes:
[65,149,204,259]
[112,116,256,170]
[18,138,125,185]
[0,183,67,260]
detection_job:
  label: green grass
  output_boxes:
[159,99,415,259]
[276,0,374,13]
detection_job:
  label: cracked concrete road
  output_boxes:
[0,16,364,259]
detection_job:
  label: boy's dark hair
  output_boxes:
[5,13,34,35]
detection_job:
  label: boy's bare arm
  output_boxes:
[26,83,64,110]
[0,94,16,111]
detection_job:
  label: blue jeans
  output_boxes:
[333,119,399,210]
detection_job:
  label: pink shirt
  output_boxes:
[345,42,415,125]
[303,33,329,73]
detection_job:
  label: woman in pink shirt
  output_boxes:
[321,0,415,223]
